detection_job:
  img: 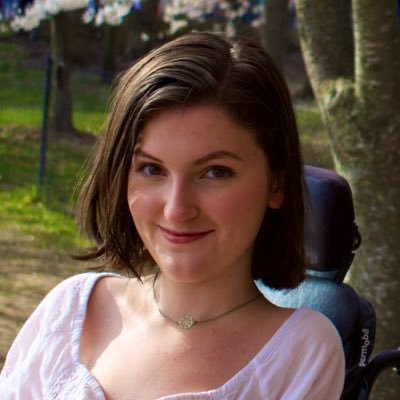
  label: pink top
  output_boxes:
[0,273,345,399]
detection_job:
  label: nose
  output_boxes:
[163,178,199,224]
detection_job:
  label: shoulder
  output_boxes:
[82,272,152,329]
[260,307,345,380]
[251,308,345,398]
[288,308,346,397]
[0,273,119,381]
[253,306,344,372]
[84,271,144,314]
[283,307,343,352]
[279,307,345,380]
[3,273,123,359]
[46,272,102,299]
[293,307,340,332]
[300,307,343,345]
[9,273,112,333]
[30,272,120,324]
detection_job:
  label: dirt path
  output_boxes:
[0,223,85,369]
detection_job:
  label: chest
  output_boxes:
[88,325,268,400]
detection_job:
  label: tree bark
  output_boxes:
[295,1,400,398]
[295,0,353,93]
[353,0,400,113]
[263,0,290,69]
[50,12,74,134]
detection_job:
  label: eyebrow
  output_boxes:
[133,148,162,163]
[192,150,244,165]
[133,148,244,164]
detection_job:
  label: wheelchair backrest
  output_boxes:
[258,165,376,372]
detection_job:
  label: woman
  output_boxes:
[0,31,345,399]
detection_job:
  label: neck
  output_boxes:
[153,270,260,324]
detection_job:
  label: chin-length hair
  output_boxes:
[75,31,305,289]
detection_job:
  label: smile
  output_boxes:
[158,226,214,244]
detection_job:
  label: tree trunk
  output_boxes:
[295,1,400,398]
[263,0,290,69]
[50,12,74,134]
[101,24,117,84]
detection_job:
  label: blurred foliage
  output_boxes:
[0,41,110,134]
[297,104,333,169]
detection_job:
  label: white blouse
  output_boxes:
[0,272,345,399]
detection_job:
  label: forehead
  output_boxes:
[136,105,262,157]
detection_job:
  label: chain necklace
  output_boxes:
[152,271,262,330]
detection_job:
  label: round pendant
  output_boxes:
[177,315,196,329]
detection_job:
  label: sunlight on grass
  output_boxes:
[0,107,42,128]
[0,186,85,250]
[74,110,107,134]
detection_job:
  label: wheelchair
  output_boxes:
[258,165,400,399]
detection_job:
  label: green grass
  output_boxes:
[0,187,82,249]
[72,72,110,134]
[0,127,92,250]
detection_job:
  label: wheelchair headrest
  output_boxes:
[259,166,376,372]
[304,165,361,282]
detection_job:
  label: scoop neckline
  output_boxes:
[70,272,304,400]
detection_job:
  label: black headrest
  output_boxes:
[304,165,360,282]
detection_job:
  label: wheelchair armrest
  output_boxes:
[363,349,400,394]
[341,350,400,400]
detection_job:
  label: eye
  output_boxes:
[137,163,165,176]
[203,166,234,179]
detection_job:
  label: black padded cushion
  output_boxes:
[304,165,359,282]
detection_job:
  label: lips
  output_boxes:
[159,226,214,244]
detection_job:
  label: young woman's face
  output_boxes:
[127,105,283,284]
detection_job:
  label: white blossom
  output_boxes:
[9,0,87,30]
[9,0,140,31]
[84,0,140,26]
[162,0,263,35]
[140,31,149,41]
[102,3,132,25]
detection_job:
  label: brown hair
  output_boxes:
[75,31,305,289]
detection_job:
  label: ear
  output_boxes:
[268,170,284,209]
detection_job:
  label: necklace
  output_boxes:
[152,271,262,330]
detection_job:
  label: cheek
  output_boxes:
[210,181,269,232]
[127,187,158,225]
